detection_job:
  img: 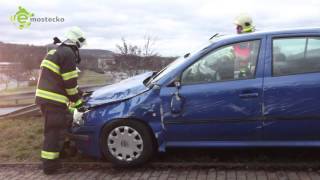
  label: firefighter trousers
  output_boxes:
[40,103,69,166]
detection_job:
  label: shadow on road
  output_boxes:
[155,147,320,163]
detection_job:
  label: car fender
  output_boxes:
[85,89,167,155]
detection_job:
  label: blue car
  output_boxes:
[72,28,320,166]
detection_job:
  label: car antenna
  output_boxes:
[209,33,219,41]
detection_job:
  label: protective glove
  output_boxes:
[68,106,76,114]
[68,99,83,114]
[74,99,84,108]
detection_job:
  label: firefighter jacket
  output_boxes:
[35,44,82,108]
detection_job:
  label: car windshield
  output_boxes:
[149,56,188,84]
[148,35,229,84]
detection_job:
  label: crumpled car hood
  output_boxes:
[86,71,154,107]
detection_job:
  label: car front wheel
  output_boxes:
[100,119,154,167]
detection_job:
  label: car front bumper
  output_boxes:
[70,109,103,158]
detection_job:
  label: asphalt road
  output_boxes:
[2,146,320,179]
[1,165,319,180]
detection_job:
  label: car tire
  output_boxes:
[100,119,154,167]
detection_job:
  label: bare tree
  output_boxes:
[129,45,141,56]
[116,38,129,55]
[142,35,158,57]
[116,38,142,56]
[113,36,159,79]
[116,36,157,56]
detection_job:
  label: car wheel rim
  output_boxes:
[107,126,144,162]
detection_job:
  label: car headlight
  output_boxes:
[73,109,84,126]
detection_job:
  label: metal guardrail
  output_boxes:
[0,92,35,104]
[0,84,107,118]
[0,84,107,106]
[0,104,40,119]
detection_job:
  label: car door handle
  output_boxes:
[239,92,259,98]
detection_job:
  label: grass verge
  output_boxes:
[1,116,320,164]
[0,116,43,162]
[0,116,97,163]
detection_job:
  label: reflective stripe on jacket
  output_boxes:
[35,45,82,107]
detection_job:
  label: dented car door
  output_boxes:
[160,37,266,143]
[262,34,320,140]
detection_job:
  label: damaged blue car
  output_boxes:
[72,28,320,166]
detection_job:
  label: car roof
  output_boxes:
[247,27,320,36]
[213,27,320,43]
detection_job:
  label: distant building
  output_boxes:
[98,58,116,70]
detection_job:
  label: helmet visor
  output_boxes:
[78,37,85,43]
[78,37,87,47]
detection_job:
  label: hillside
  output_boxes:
[0,41,114,71]
[0,41,176,76]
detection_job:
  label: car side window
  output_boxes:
[181,40,260,84]
[273,37,320,76]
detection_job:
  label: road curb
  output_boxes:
[0,162,320,170]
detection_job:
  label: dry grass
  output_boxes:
[0,116,97,163]
[0,116,43,162]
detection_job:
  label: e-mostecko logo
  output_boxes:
[10,6,65,30]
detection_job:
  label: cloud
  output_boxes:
[1,0,320,56]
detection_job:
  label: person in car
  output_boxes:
[233,13,256,78]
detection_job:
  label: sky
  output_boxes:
[0,0,320,56]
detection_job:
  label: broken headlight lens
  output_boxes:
[73,108,84,126]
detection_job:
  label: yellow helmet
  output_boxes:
[64,26,87,48]
[234,13,255,33]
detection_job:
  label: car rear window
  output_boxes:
[273,37,320,76]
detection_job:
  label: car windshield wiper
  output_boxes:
[144,71,158,86]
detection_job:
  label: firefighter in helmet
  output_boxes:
[234,13,255,34]
[35,26,86,174]
[233,13,256,78]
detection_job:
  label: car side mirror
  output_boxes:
[169,76,182,88]
[171,79,183,114]
[174,81,181,89]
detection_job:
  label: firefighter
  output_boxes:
[233,13,255,78]
[35,26,86,174]
[234,13,255,34]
